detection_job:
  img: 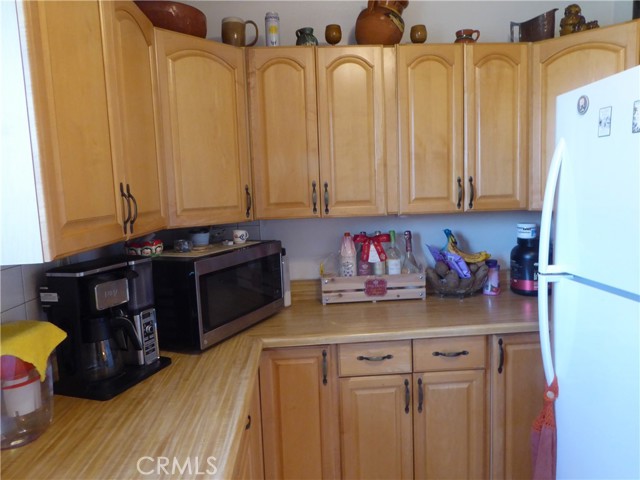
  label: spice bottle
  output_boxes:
[483,259,500,295]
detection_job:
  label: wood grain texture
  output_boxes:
[1,281,540,479]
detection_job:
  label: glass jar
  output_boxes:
[1,355,54,449]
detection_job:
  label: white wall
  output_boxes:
[261,211,541,279]
[185,1,633,45]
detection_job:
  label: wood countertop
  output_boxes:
[1,281,540,480]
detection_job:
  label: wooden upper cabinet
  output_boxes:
[465,43,529,211]
[155,29,252,227]
[397,44,464,214]
[247,47,320,219]
[101,1,166,237]
[20,0,124,259]
[316,46,387,217]
[530,20,640,209]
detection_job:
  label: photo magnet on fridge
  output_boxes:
[632,100,640,134]
[598,106,612,137]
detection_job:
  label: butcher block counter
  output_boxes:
[1,281,540,479]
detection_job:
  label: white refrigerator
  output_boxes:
[538,66,640,478]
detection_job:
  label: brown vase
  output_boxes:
[355,0,409,45]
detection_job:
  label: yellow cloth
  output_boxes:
[0,320,67,381]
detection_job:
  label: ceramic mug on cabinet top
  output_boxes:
[221,17,258,47]
[233,230,249,244]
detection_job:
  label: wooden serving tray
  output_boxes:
[320,273,426,305]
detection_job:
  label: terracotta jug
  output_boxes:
[355,0,409,45]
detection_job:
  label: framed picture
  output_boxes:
[598,106,612,137]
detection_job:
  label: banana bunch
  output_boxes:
[443,229,491,264]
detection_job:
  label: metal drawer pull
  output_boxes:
[357,354,394,362]
[312,181,318,214]
[498,338,504,374]
[404,379,410,414]
[432,350,469,358]
[456,177,463,209]
[417,377,424,413]
[245,415,252,430]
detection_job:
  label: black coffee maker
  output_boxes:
[41,256,170,400]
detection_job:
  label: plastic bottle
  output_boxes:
[339,232,357,277]
[510,223,539,296]
[385,230,402,275]
[483,259,500,295]
[401,230,421,274]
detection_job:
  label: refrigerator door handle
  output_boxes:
[539,138,566,275]
[538,274,555,385]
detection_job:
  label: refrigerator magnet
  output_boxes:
[577,95,589,115]
[598,107,612,137]
[633,100,640,133]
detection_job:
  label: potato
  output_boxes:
[434,261,449,277]
[444,270,460,289]
[468,262,479,273]
[426,268,442,288]
[471,264,489,291]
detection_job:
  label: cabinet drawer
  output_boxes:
[413,336,486,371]
[338,341,412,377]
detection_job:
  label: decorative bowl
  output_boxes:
[134,1,207,38]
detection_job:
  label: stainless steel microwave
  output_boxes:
[152,241,284,350]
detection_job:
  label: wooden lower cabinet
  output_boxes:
[257,335,544,480]
[339,375,413,479]
[413,370,485,479]
[490,333,546,480]
[232,376,264,480]
[259,346,341,479]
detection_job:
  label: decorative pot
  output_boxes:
[355,0,409,45]
[295,27,318,46]
[134,1,207,38]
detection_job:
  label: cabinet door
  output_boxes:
[490,333,546,480]
[259,346,340,479]
[101,1,166,237]
[155,30,252,226]
[397,45,464,214]
[20,0,124,258]
[232,376,264,480]
[465,43,529,211]
[413,370,486,479]
[339,375,413,479]
[316,46,387,217]
[247,47,320,219]
[530,21,639,209]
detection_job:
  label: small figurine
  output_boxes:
[560,4,599,36]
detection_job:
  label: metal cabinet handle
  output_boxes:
[432,350,469,358]
[417,377,424,413]
[312,181,318,214]
[323,182,329,215]
[322,349,328,385]
[404,379,410,414]
[468,176,475,209]
[245,185,252,218]
[357,354,394,362]
[120,183,131,235]
[498,338,504,374]
[456,177,463,209]
[245,415,252,431]
[127,184,138,234]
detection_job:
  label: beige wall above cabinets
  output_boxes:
[529,20,640,210]
[3,0,166,264]
[247,46,390,219]
[396,43,529,215]
[155,29,252,227]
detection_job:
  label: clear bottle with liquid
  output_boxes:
[401,230,421,274]
[385,230,402,275]
[372,230,386,275]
